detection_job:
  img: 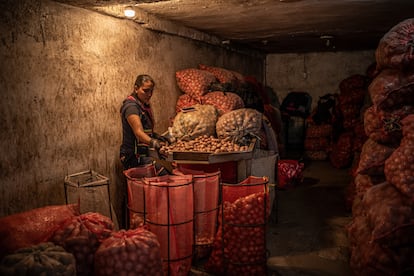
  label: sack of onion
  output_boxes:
[375,18,414,71]
[94,228,163,276]
[175,94,200,113]
[368,68,414,111]
[49,212,114,276]
[359,182,414,242]
[356,138,396,176]
[0,204,79,259]
[199,64,239,90]
[201,91,244,115]
[329,131,354,169]
[348,215,399,276]
[205,176,270,276]
[384,114,414,200]
[352,174,385,210]
[364,105,414,146]
[175,68,217,100]
[0,242,76,276]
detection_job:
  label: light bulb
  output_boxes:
[124,7,135,18]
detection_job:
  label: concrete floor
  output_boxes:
[191,157,354,276]
[267,159,353,276]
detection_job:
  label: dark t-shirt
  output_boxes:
[119,94,154,158]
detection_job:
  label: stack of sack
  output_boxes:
[329,74,369,169]
[0,204,164,276]
[173,65,280,152]
[346,18,414,275]
[305,93,337,160]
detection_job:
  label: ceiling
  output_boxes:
[55,0,414,54]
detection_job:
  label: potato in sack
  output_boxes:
[216,108,262,143]
[0,242,76,276]
[171,104,219,141]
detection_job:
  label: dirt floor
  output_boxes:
[266,159,353,276]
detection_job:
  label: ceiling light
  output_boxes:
[124,6,136,18]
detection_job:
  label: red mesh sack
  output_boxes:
[94,228,163,276]
[277,159,304,189]
[0,204,79,259]
[364,105,414,146]
[329,131,354,169]
[143,175,194,276]
[353,122,368,152]
[352,174,385,213]
[205,176,269,276]
[356,138,396,176]
[368,68,414,111]
[361,182,414,241]
[229,69,246,87]
[49,212,114,276]
[199,64,238,86]
[124,164,157,229]
[201,91,244,115]
[306,123,332,138]
[340,104,361,120]
[339,74,367,94]
[384,114,414,200]
[175,68,217,100]
[304,137,330,151]
[349,223,414,276]
[338,88,367,106]
[175,94,200,114]
[350,230,398,275]
[375,18,414,71]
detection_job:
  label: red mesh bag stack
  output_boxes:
[329,131,354,169]
[49,212,114,276]
[347,19,414,275]
[304,123,333,160]
[201,91,244,115]
[175,68,217,100]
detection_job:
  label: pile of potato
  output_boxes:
[161,135,249,154]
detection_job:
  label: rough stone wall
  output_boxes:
[265,51,375,108]
[0,0,263,225]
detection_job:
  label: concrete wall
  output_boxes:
[0,0,263,224]
[265,51,376,108]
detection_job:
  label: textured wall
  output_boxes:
[0,0,263,224]
[265,51,375,108]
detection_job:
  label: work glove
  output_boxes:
[149,138,163,150]
[149,138,168,159]
[152,132,171,144]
